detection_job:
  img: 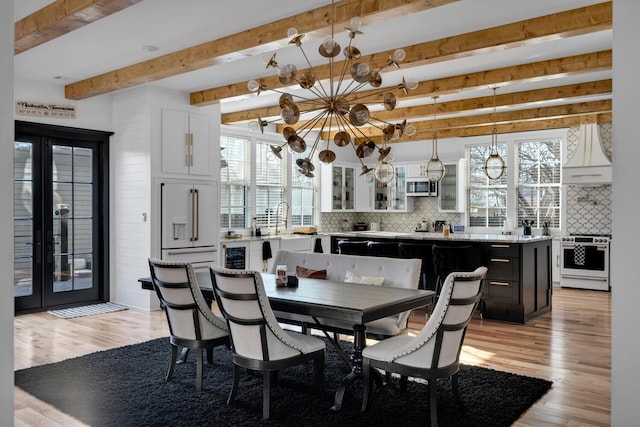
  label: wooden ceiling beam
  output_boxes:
[356,112,612,144]
[193,1,611,106]
[259,79,611,131]
[344,99,612,139]
[15,0,143,55]
[62,0,457,100]
[226,49,612,125]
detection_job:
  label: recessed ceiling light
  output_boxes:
[141,45,158,52]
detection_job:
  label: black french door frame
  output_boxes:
[14,121,112,314]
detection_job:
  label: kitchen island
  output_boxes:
[328,231,552,324]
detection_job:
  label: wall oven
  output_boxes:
[560,234,610,291]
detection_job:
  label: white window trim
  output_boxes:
[220,124,319,233]
[464,128,567,235]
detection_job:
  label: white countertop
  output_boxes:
[328,231,552,243]
[220,233,325,244]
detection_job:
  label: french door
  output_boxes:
[14,122,111,313]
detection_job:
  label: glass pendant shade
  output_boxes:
[426,158,445,182]
[425,95,445,182]
[374,160,395,184]
[483,152,506,180]
[483,88,506,180]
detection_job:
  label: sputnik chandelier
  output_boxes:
[247,0,418,184]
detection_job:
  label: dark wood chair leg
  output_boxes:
[429,379,438,427]
[195,349,203,391]
[227,364,240,405]
[166,344,178,382]
[263,370,272,419]
[206,348,213,364]
[399,374,408,391]
[452,373,462,406]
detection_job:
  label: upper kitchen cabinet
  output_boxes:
[321,163,356,212]
[439,159,467,213]
[373,165,414,212]
[161,108,215,177]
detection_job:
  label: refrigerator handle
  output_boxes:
[192,188,199,242]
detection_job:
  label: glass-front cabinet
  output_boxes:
[373,165,413,212]
[320,163,355,212]
[439,159,467,212]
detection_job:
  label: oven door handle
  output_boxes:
[561,274,608,282]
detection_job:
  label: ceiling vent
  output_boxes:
[563,123,612,185]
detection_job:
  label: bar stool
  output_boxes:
[338,240,370,255]
[431,245,475,295]
[398,242,431,290]
[367,241,400,258]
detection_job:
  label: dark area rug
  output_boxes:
[15,337,551,426]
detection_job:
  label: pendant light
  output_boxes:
[426,96,445,182]
[483,87,506,180]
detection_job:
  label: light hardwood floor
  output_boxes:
[14,287,611,426]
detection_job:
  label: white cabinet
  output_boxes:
[438,159,467,212]
[160,179,219,270]
[249,239,280,272]
[161,108,214,176]
[279,236,311,252]
[372,165,414,212]
[321,163,356,212]
[355,168,374,211]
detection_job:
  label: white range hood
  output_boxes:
[563,123,612,185]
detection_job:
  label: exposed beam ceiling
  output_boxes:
[62,0,459,100]
[14,0,613,143]
[196,1,611,107]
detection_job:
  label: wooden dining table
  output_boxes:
[141,271,434,410]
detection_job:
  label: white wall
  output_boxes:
[1,2,14,425]
[14,78,113,131]
[611,1,638,424]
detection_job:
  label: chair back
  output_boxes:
[367,241,400,258]
[338,240,370,255]
[431,245,477,293]
[398,242,431,290]
[209,266,309,362]
[148,259,227,341]
[394,267,487,373]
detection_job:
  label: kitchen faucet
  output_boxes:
[275,201,289,235]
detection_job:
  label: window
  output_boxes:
[255,141,284,229]
[468,144,508,227]
[219,127,318,232]
[466,134,562,231]
[220,135,249,229]
[517,139,561,228]
[290,151,315,226]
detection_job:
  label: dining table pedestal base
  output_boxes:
[331,324,366,411]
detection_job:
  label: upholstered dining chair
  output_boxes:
[148,258,229,391]
[209,265,326,420]
[361,266,488,427]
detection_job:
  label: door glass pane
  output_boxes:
[14,142,33,297]
[52,145,95,293]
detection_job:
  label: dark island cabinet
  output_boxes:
[329,235,552,323]
[481,240,552,323]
